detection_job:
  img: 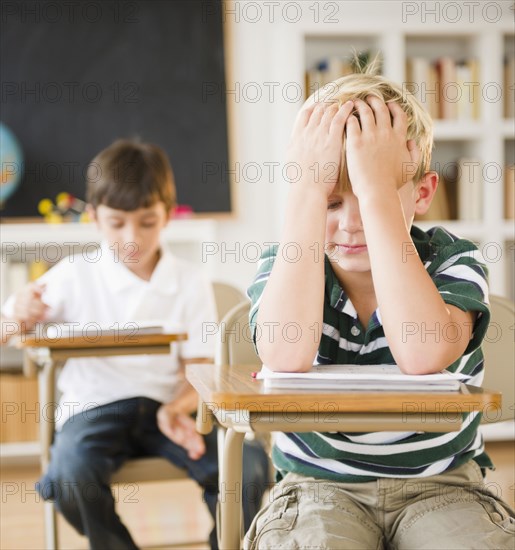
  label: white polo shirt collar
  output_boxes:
[99,241,179,296]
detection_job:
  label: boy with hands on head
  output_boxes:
[246,74,514,549]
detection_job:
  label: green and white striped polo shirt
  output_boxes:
[247,226,492,481]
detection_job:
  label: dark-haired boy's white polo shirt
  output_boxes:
[1,242,218,428]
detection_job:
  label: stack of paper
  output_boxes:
[256,365,469,391]
[45,321,165,339]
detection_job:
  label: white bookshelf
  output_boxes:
[269,1,514,299]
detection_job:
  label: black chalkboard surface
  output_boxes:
[1,0,231,216]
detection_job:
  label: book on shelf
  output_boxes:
[467,58,480,120]
[504,54,515,119]
[44,321,165,340]
[406,56,480,120]
[256,364,469,391]
[456,59,480,120]
[305,51,376,99]
[436,57,457,120]
[505,164,515,220]
[406,57,439,120]
[457,157,482,221]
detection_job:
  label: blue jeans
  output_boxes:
[36,397,269,550]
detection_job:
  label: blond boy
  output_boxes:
[245,74,514,549]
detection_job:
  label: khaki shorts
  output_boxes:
[244,460,515,550]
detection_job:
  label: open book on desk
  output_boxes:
[44,321,165,340]
[256,364,470,391]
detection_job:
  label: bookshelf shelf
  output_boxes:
[433,121,485,140]
[502,120,515,138]
[416,220,514,241]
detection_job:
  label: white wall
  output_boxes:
[204,14,284,293]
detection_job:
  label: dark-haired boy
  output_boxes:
[1,139,268,550]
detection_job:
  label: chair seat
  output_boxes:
[111,457,189,484]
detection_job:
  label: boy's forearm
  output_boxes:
[169,358,213,414]
[168,381,200,415]
[359,191,471,373]
[257,186,327,371]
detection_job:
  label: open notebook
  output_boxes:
[44,321,165,339]
[256,364,470,391]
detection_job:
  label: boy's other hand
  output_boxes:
[286,99,354,197]
[157,403,206,460]
[13,282,48,331]
[345,96,421,199]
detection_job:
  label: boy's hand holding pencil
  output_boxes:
[12,282,49,331]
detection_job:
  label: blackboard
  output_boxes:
[1,0,231,216]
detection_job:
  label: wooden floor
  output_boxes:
[1,469,212,550]
[1,441,513,550]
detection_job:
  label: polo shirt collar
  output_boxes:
[148,245,179,295]
[99,241,179,296]
[324,255,383,330]
[324,256,354,314]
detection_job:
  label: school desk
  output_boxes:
[186,363,502,550]
[18,332,187,469]
[17,331,188,549]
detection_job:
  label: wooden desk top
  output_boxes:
[186,363,502,415]
[18,332,187,350]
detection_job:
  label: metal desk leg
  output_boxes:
[219,428,245,550]
[38,357,63,550]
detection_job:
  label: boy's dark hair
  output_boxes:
[86,139,176,211]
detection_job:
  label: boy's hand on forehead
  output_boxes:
[345,95,420,200]
[286,99,354,197]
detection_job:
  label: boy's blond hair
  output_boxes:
[305,73,434,188]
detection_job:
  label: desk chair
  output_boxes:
[215,300,258,367]
[481,294,515,428]
[40,281,246,550]
[213,300,273,548]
